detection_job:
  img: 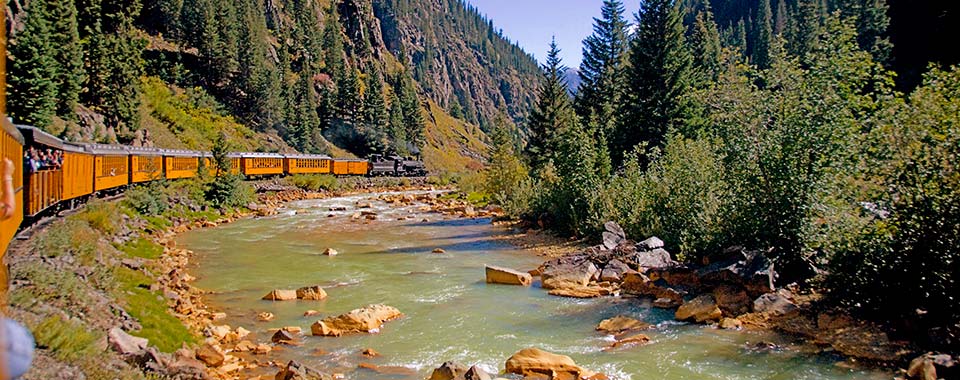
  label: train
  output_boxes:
[0,121,428,255]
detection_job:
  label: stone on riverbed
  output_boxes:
[311,304,402,337]
[322,248,338,256]
[596,316,652,334]
[547,284,611,298]
[296,285,328,300]
[485,265,533,286]
[428,361,468,380]
[275,360,333,380]
[505,347,602,380]
[262,289,297,301]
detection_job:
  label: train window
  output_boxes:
[100,156,126,177]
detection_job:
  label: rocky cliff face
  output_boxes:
[372,0,541,129]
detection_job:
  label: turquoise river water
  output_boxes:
[177,191,893,380]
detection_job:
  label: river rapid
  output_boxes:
[177,191,892,380]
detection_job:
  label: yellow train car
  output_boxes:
[18,126,62,216]
[0,119,24,257]
[129,147,163,183]
[85,144,130,192]
[61,145,93,202]
[164,150,201,179]
[333,159,369,176]
[284,154,332,174]
[240,153,284,176]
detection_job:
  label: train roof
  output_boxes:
[78,143,130,155]
[3,120,25,145]
[161,149,204,157]
[238,152,284,158]
[16,125,63,148]
[283,154,333,159]
[125,146,164,156]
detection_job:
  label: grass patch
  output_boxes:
[113,267,197,352]
[120,238,163,260]
[74,201,120,235]
[31,315,101,361]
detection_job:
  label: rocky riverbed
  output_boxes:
[170,190,911,380]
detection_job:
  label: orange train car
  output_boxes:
[163,150,201,179]
[17,126,94,216]
[240,153,284,176]
[0,119,24,256]
[332,159,369,176]
[85,144,130,192]
[129,147,164,183]
[284,154,332,175]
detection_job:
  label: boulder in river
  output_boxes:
[296,285,328,300]
[634,248,678,271]
[547,284,611,298]
[262,289,297,301]
[257,312,275,321]
[311,304,402,337]
[504,347,586,379]
[604,332,651,351]
[540,258,598,290]
[675,295,723,323]
[712,285,752,316]
[275,360,333,380]
[322,248,338,256]
[907,353,956,380]
[596,316,652,334]
[485,265,533,286]
[428,361,468,380]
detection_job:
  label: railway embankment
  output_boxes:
[4,176,480,380]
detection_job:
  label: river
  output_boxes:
[177,191,891,380]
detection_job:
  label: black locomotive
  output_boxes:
[368,154,428,177]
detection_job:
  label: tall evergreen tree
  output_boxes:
[575,0,630,137]
[47,0,84,119]
[337,67,362,122]
[322,3,346,79]
[774,0,788,35]
[84,0,146,138]
[362,69,389,153]
[753,0,773,69]
[786,0,823,58]
[287,72,320,153]
[234,0,280,129]
[617,0,692,164]
[526,39,576,170]
[398,74,424,149]
[7,0,57,127]
[387,91,407,152]
[688,3,722,85]
[831,0,892,64]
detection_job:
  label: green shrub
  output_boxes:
[290,174,340,192]
[828,66,960,325]
[124,181,169,216]
[608,137,730,262]
[74,201,120,235]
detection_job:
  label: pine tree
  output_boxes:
[322,3,346,79]
[387,91,407,153]
[688,4,722,85]
[84,0,145,139]
[287,72,320,153]
[786,0,823,58]
[362,68,389,153]
[753,0,773,69]
[774,0,788,35]
[47,0,84,119]
[398,74,424,149]
[337,67,362,122]
[831,0,892,64]
[485,113,527,205]
[234,0,281,129]
[7,0,57,128]
[525,38,576,171]
[617,0,692,164]
[576,0,630,137]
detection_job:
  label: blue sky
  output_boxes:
[466,1,641,68]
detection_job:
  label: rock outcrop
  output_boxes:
[275,360,333,380]
[296,286,328,300]
[311,304,402,336]
[675,295,723,323]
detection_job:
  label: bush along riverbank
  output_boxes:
[4,174,458,380]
